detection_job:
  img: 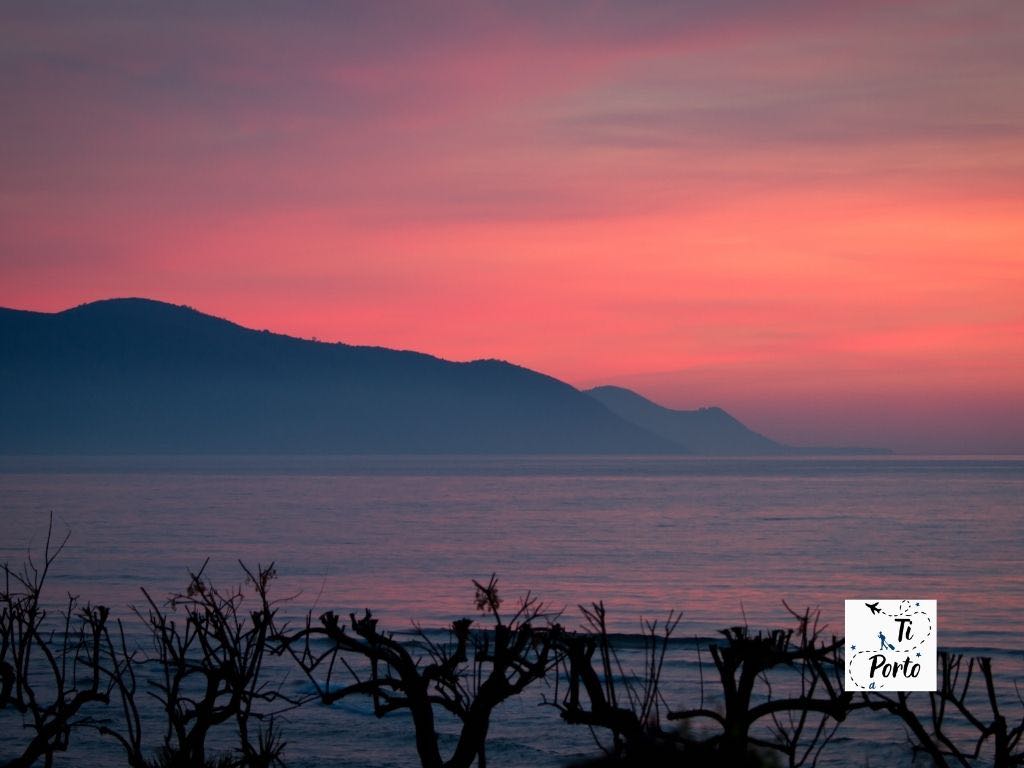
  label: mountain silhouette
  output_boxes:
[0,299,681,454]
[0,299,887,455]
[586,385,888,455]
[586,385,786,454]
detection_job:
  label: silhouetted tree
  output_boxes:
[5,524,1023,768]
[550,601,684,764]
[668,606,851,767]
[859,651,1024,768]
[0,516,112,768]
[128,560,294,768]
[282,574,561,768]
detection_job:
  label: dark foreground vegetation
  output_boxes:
[2,520,1022,768]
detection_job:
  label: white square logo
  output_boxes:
[845,599,937,691]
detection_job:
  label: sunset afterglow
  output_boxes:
[2,2,1022,451]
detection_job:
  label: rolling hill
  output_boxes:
[0,298,884,455]
[586,385,784,454]
[0,299,685,454]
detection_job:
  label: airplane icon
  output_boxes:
[865,602,882,615]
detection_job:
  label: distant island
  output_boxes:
[0,299,887,455]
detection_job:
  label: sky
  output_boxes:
[1,1,1022,452]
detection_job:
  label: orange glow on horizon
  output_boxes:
[2,3,1022,451]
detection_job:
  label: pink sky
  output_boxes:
[2,2,1023,451]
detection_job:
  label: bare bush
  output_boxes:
[126,560,296,768]
[281,574,561,768]
[0,516,112,768]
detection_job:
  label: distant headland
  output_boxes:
[0,299,888,455]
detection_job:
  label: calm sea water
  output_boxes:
[1,455,1022,766]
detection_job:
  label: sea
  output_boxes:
[1,455,1022,766]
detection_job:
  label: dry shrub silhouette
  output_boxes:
[667,606,850,768]
[1,520,297,768]
[0,516,112,768]
[3,528,1023,768]
[281,573,561,768]
[125,559,296,768]
[550,601,682,764]
[859,651,1024,768]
